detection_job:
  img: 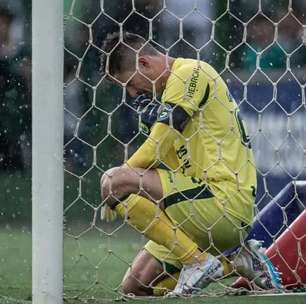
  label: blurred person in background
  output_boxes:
[159,0,212,54]
[232,5,304,72]
[233,15,286,72]
[0,2,31,170]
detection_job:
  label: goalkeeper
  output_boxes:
[100,32,281,296]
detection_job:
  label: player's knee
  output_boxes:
[100,173,108,200]
[100,168,117,205]
[100,167,132,207]
[121,271,151,296]
[121,276,139,295]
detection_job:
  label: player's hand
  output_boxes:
[101,203,117,222]
[133,94,160,135]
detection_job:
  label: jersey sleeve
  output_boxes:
[126,61,213,170]
[161,61,211,117]
[126,122,177,169]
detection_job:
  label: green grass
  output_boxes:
[1,227,306,304]
[1,171,306,303]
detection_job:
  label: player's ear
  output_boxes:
[138,56,151,69]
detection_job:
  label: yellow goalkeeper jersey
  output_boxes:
[160,58,256,221]
[127,58,256,222]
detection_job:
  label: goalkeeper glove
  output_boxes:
[101,203,118,222]
[133,94,161,135]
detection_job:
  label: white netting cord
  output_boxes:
[63,0,306,300]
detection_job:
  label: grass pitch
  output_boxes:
[0,171,305,303]
[0,227,306,304]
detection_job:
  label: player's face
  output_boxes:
[124,71,153,98]
[115,71,158,98]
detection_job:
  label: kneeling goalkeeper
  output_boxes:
[99,32,282,296]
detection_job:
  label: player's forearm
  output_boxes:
[126,122,177,169]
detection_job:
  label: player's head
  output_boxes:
[100,32,171,97]
[0,6,14,36]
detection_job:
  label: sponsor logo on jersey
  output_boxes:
[186,67,200,98]
[158,103,172,121]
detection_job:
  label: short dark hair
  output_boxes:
[100,32,159,77]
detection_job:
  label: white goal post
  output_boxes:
[32,0,64,303]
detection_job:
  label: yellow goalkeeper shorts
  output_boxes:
[144,169,253,270]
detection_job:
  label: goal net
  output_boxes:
[63,0,306,301]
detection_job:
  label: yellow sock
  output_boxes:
[115,194,206,264]
[153,272,179,296]
[219,255,234,276]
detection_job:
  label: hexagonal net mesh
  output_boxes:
[63,0,306,301]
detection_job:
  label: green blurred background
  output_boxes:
[2,0,305,225]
